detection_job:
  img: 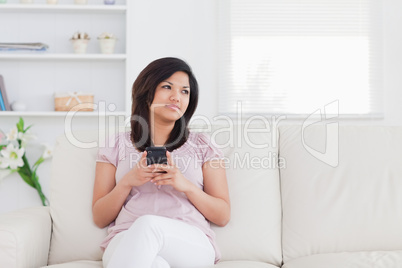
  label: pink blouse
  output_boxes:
[96,131,224,263]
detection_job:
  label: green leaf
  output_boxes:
[33,157,44,169]
[17,169,35,188]
[24,125,33,133]
[22,155,31,171]
[17,155,35,188]
[16,117,24,132]
[31,168,48,206]
[13,117,48,206]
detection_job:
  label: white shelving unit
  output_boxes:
[0,1,132,213]
[0,0,130,116]
[0,111,126,117]
[0,4,126,12]
[0,54,126,60]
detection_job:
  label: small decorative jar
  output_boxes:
[104,0,115,5]
[70,32,90,54]
[98,32,117,54]
[72,39,89,54]
[74,0,88,4]
[10,101,27,112]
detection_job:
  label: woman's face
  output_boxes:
[150,71,190,123]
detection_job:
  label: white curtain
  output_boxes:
[218,0,383,117]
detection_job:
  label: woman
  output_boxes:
[92,57,230,268]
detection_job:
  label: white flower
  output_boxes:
[71,31,90,40]
[18,131,36,147]
[6,127,18,142]
[98,32,116,39]
[0,143,25,170]
[42,144,53,159]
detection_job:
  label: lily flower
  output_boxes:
[42,144,53,160]
[18,131,36,147]
[0,143,25,170]
[1,117,49,206]
[6,127,18,142]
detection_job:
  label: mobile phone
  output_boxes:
[145,146,168,166]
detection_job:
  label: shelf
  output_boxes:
[0,4,126,13]
[0,111,128,117]
[0,53,126,61]
[0,2,130,118]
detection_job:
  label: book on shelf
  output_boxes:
[0,75,11,111]
[0,91,6,111]
[0,43,49,52]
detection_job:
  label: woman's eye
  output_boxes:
[162,85,171,89]
[182,89,189,95]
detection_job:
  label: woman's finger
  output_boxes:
[166,151,174,166]
[137,151,148,169]
[152,177,171,185]
[150,163,169,172]
[152,173,170,181]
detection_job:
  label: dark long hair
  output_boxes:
[130,57,199,152]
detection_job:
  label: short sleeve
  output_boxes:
[196,132,224,164]
[96,146,118,167]
[96,133,124,167]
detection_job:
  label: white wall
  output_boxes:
[1,0,402,214]
[382,0,402,126]
[127,0,219,121]
[129,0,402,126]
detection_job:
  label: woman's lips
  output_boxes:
[166,104,180,111]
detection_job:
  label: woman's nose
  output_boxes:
[170,90,180,102]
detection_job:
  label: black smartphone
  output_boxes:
[145,146,168,166]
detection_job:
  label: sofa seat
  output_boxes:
[215,261,279,268]
[44,260,278,268]
[282,250,402,268]
[44,261,102,268]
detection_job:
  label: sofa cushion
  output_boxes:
[0,207,51,268]
[279,125,402,263]
[205,124,282,266]
[282,250,402,268]
[48,131,107,265]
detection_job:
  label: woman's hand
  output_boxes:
[123,151,159,187]
[150,151,193,192]
[150,151,230,227]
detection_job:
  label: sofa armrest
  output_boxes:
[0,206,52,268]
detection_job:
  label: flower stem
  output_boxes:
[17,155,48,206]
[32,173,48,206]
[18,155,35,188]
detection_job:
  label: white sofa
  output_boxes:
[1,125,402,268]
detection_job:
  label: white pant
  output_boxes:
[103,215,215,268]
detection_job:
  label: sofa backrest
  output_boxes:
[48,131,106,265]
[207,124,282,266]
[279,125,402,263]
[48,125,283,266]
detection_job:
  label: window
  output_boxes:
[218,0,383,117]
